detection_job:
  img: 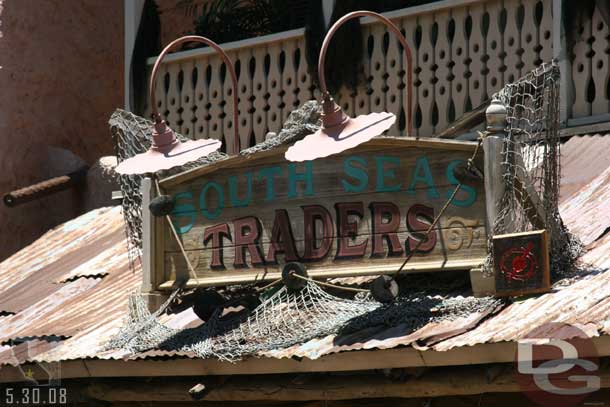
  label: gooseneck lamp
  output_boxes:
[115,35,240,175]
[285,11,414,162]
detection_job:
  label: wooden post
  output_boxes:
[471,97,507,297]
[483,97,507,237]
[553,0,572,127]
[140,177,168,311]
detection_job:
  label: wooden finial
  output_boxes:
[486,97,507,135]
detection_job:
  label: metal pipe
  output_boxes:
[3,166,89,207]
[317,10,414,137]
[149,36,241,155]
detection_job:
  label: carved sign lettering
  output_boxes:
[157,139,487,287]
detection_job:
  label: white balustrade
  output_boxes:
[571,4,610,121]
[143,0,609,149]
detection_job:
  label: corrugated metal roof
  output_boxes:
[560,134,610,202]
[0,339,61,367]
[560,159,610,245]
[0,207,124,296]
[0,135,609,370]
[0,206,141,366]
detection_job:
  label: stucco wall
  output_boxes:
[0,0,124,260]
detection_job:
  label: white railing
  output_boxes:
[569,3,610,124]
[143,0,609,151]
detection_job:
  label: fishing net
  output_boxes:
[490,61,582,278]
[106,63,572,361]
[109,110,228,260]
[109,101,322,257]
[106,281,501,361]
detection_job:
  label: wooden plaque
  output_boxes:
[155,138,488,289]
[492,230,551,296]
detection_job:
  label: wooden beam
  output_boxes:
[553,0,573,126]
[158,257,488,290]
[141,177,155,293]
[3,336,610,384]
[512,178,546,231]
[83,364,610,402]
[437,100,489,139]
[100,394,610,407]
[511,151,547,230]
[141,177,169,310]
[559,120,610,138]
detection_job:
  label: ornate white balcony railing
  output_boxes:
[143,0,609,153]
[570,3,610,123]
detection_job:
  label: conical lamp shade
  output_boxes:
[114,121,221,175]
[114,35,240,175]
[285,97,395,162]
[285,11,413,162]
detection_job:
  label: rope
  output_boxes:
[254,278,283,292]
[394,135,484,278]
[289,272,370,293]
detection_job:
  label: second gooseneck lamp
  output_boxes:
[285,11,414,162]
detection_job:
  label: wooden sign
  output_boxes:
[492,230,550,296]
[153,138,488,289]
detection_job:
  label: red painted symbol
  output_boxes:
[500,242,537,282]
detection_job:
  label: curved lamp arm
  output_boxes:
[149,35,241,155]
[317,11,414,137]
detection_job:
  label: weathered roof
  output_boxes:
[0,134,609,374]
[0,207,141,366]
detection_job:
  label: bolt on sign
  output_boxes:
[153,138,487,289]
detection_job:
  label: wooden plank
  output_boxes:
[165,189,485,235]
[83,367,610,402]
[159,137,480,188]
[162,186,487,251]
[146,28,306,66]
[553,0,573,125]
[164,217,486,256]
[165,147,482,198]
[566,112,610,128]
[560,120,610,138]
[157,141,487,287]
[160,256,488,288]
[513,152,546,230]
[163,225,488,281]
[87,393,610,407]
[141,177,155,293]
[437,100,489,139]
[513,178,546,230]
